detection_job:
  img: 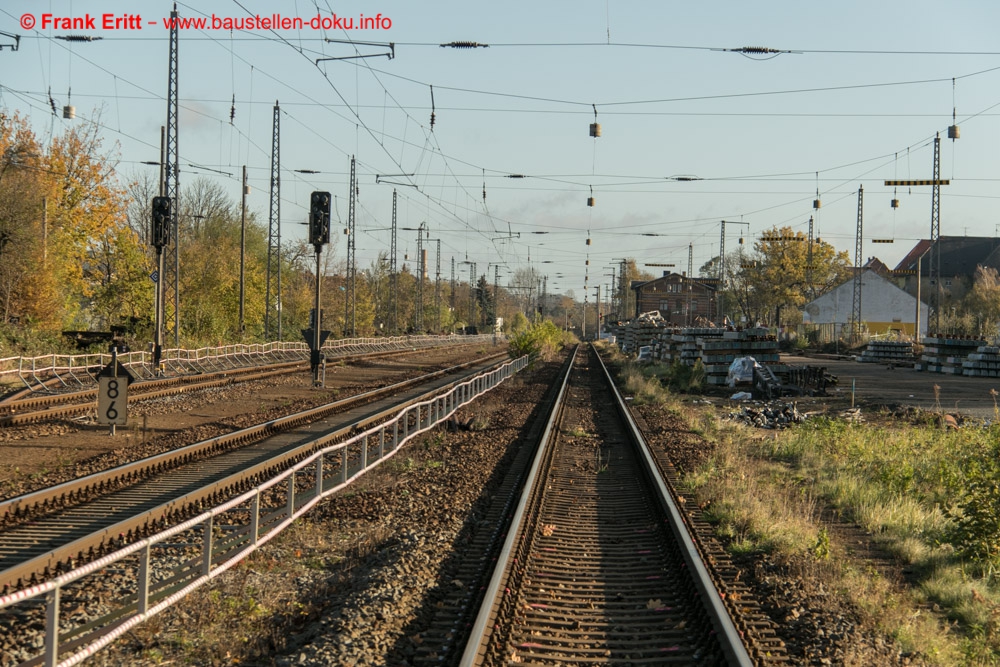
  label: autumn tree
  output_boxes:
[0,113,59,328]
[960,266,1000,337]
[726,226,852,326]
[611,259,652,319]
[0,112,151,337]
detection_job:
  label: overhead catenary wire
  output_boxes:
[7,3,996,284]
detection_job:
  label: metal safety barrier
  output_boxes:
[0,334,500,395]
[0,354,527,667]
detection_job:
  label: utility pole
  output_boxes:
[604,267,619,320]
[415,223,426,331]
[450,256,456,319]
[594,285,601,337]
[390,189,398,333]
[717,220,749,325]
[493,264,500,345]
[435,239,442,331]
[884,133,950,335]
[345,156,357,337]
[929,134,943,333]
[541,275,547,318]
[806,216,815,300]
[851,186,864,344]
[687,242,694,326]
[41,197,47,264]
[239,165,247,335]
[164,2,180,347]
[469,262,477,328]
[265,102,281,340]
[618,260,626,320]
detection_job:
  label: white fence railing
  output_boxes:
[0,334,500,395]
[0,354,527,667]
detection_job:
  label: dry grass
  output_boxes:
[684,414,1000,665]
[619,362,672,406]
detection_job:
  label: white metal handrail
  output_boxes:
[0,354,526,667]
[0,334,501,394]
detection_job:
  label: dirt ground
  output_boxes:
[783,353,1000,418]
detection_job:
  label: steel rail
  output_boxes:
[459,346,577,666]
[0,354,508,592]
[460,345,755,666]
[0,339,495,425]
[0,355,528,667]
[593,344,754,666]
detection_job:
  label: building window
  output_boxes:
[659,300,670,311]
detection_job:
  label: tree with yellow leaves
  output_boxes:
[727,226,852,327]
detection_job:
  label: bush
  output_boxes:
[508,319,575,361]
[943,439,1000,570]
[666,359,705,393]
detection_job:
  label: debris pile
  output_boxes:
[726,401,805,429]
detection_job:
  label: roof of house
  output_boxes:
[631,272,718,292]
[862,257,891,275]
[894,237,1000,276]
[804,268,927,309]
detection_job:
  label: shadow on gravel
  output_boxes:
[384,360,565,666]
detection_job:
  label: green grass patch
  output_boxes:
[687,412,1000,663]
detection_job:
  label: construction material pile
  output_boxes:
[962,345,1000,378]
[620,311,668,354]
[916,335,986,374]
[725,401,806,429]
[701,328,780,385]
[858,340,915,366]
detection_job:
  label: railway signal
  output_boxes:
[308,192,331,384]
[151,196,171,248]
[309,191,331,247]
[150,196,172,373]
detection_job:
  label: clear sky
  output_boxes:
[3,1,999,299]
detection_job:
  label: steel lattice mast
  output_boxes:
[265,101,281,340]
[851,186,864,343]
[469,262,477,326]
[415,224,425,331]
[345,156,357,336]
[164,3,180,346]
[389,189,397,333]
[435,239,441,331]
[883,132,949,335]
[930,133,942,333]
[806,215,814,300]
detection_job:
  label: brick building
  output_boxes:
[631,272,718,325]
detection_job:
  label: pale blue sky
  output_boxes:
[3,1,1000,297]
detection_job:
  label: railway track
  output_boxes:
[0,344,475,427]
[446,345,785,665]
[0,353,507,594]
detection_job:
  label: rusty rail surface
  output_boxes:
[458,345,766,665]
